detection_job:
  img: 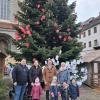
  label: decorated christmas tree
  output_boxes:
[7,0,82,63]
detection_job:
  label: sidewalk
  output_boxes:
[41,85,100,100]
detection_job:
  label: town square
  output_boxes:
[0,0,100,100]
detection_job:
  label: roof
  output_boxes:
[82,50,100,63]
[80,15,100,31]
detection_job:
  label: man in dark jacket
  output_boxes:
[12,58,28,100]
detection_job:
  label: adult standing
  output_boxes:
[57,62,70,100]
[43,59,57,100]
[12,58,28,100]
[29,60,43,86]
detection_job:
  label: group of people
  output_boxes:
[12,58,79,100]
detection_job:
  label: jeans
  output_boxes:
[46,90,49,100]
[14,85,26,100]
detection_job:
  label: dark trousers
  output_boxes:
[60,87,68,100]
[51,96,58,100]
[46,90,49,100]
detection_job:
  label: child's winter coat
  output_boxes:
[69,84,79,99]
[31,85,43,100]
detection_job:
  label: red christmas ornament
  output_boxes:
[67,28,71,32]
[25,43,30,48]
[36,4,41,8]
[19,26,27,34]
[56,29,59,33]
[40,15,46,21]
[68,36,73,40]
[63,35,68,42]
[58,35,62,39]
[41,8,46,13]
[35,21,40,25]
[27,30,32,36]
[15,35,21,40]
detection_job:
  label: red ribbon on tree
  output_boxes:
[15,35,21,40]
[19,26,27,34]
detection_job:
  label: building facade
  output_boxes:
[78,15,100,87]
[0,0,19,21]
[0,0,19,77]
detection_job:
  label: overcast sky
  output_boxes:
[69,0,100,22]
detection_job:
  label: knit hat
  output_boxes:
[51,76,57,86]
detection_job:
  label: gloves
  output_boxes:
[58,92,61,96]
[31,82,34,86]
[51,92,54,97]
[14,82,17,86]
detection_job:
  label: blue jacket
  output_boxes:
[50,85,60,96]
[57,68,70,85]
[69,84,79,99]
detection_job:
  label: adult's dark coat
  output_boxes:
[29,66,43,83]
[12,64,28,85]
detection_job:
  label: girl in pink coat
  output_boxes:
[31,77,43,100]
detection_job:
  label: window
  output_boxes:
[94,40,98,46]
[89,41,91,47]
[83,32,86,37]
[94,27,97,33]
[83,43,86,48]
[88,29,91,36]
[0,0,10,20]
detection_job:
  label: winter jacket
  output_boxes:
[43,65,57,90]
[12,64,28,85]
[31,85,43,100]
[69,84,79,99]
[50,85,60,96]
[57,67,70,85]
[29,66,43,83]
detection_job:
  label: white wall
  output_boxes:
[78,24,100,53]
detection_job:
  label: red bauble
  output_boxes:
[19,26,27,34]
[67,28,71,32]
[56,29,59,33]
[58,35,62,39]
[27,30,32,36]
[15,35,21,40]
[35,21,40,25]
[40,15,46,21]
[25,43,30,48]
[36,4,41,8]
[41,8,46,13]
[63,35,68,42]
[68,36,73,40]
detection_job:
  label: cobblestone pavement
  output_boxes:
[41,85,100,100]
[79,85,100,100]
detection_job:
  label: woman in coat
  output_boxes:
[57,62,70,100]
[29,60,43,86]
[43,59,57,100]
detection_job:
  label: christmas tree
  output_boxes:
[7,0,82,63]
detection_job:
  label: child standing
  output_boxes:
[31,77,43,100]
[69,78,79,100]
[50,76,61,100]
